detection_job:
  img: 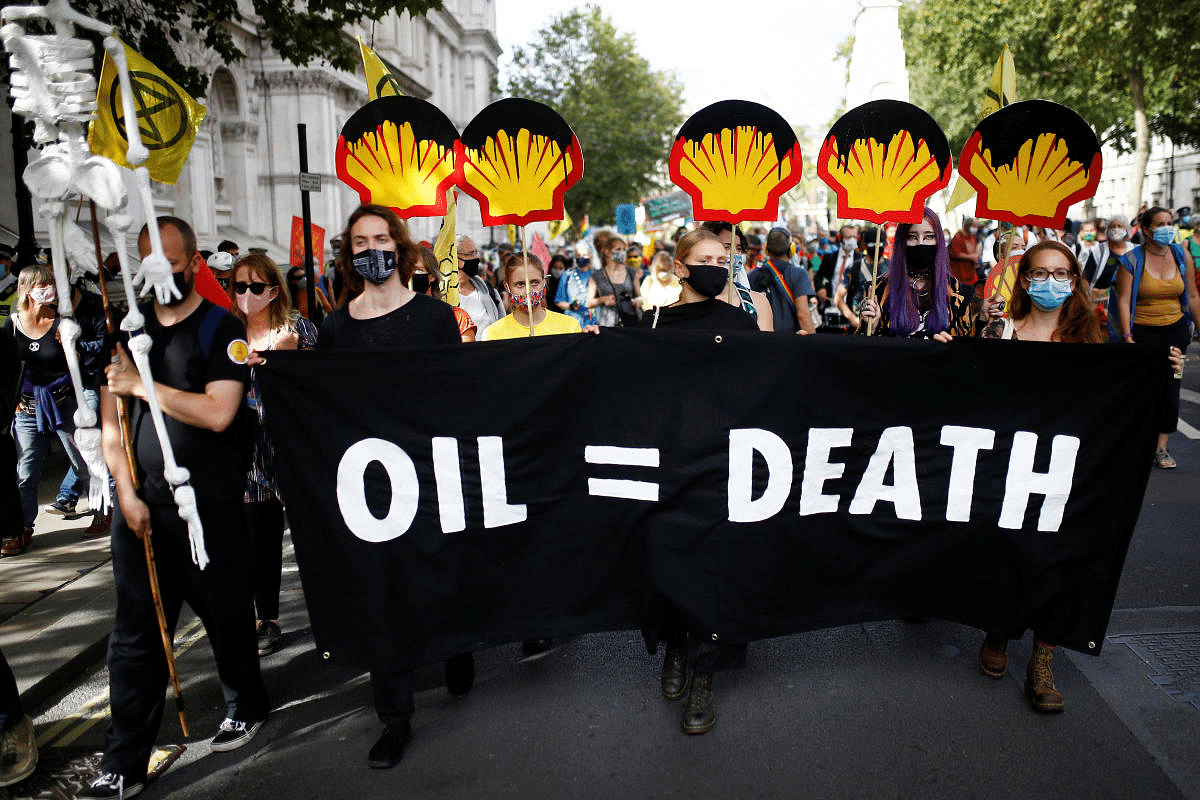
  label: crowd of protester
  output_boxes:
[0,199,1196,793]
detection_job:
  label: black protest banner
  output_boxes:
[258,331,1167,671]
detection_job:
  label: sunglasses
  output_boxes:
[233,281,271,295]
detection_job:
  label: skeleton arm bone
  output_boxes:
[102,36,148,166]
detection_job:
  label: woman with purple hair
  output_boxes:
[857,207,975,340]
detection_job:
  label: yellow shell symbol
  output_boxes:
[227,339,250,365]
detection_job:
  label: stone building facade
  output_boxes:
[1,0,501,265]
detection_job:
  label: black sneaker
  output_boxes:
[44,499,76,517]
[210,718,263,752]
[256,620,281,656]
[367,722,411,769]
[78,771,144,799]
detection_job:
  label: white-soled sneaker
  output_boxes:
[78,771,144,799]
[210,717,264,752]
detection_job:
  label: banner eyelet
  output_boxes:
[322,651,332,660]
[714,335,723,344]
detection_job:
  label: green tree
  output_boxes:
[503,5,685,225]
[74,0,443,97]
[900,0,1200,216]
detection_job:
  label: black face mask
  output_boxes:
[460,257,481,277]
[411,273,434,294]
[682,264,729,298]
[906,244,937,273]
[166,270,193,306]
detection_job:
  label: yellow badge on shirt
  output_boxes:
[227,339,250,365]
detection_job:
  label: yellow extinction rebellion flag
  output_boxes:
[359,38,402,100]
[88,40,206,186]
[433,189,459,306]
[546,209,573,241]
[946,45,1018,210]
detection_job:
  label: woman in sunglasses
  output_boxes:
[976,240,1181,713]
[228,254,318,657]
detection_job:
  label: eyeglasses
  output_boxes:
[1025,269,1073,281]
[233,281,271,295]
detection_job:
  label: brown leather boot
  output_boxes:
[682,669,715,735]
[1024,642,1065,712]
[661,644,688,700]
[978,634,1009,678]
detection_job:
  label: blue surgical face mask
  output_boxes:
[1152,226,1175,246]
[1027,276,1073,310]
[352,249,396,284]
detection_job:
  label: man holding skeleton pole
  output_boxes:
[87,217,269,799]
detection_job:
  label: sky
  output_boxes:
[494,0,862,136]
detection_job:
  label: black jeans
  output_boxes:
[0,431,21,540]
[1131,317,1190,434]
[369,670,414,727]
[245,499,285,621]
[0,647,21,730]
[100,496,269,781]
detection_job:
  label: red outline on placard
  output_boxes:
[815,136,952,226]
[335,131,461,220]
[957,131,1104,229]
[454,134,584,227]
[668,135,804,224]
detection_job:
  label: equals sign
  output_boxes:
[584,445,660,502]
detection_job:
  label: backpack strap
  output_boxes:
[1169,242,1188,278]
[198,303,229,359]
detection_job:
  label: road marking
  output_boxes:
[38,617,207,747]
[1182,388,1200,405]
[1178,418,1200,440]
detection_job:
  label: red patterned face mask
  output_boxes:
[509,284,546,310]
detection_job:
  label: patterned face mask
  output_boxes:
[351,249,396,284]
[508,284,546,310]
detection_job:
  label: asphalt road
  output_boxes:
[11,351,1200,800]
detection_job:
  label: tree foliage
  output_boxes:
[75,0,443,97]
[503,5,685,225]
[900,0,1199,213]
[901,0,1200,152]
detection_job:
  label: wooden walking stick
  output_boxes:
[521,226,534,337]
[866,228,883,336]
[90,201,190,738]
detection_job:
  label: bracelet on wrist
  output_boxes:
[1123,334,1133,340]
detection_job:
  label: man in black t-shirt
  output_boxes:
[85,217,268,800]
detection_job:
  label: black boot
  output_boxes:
[445,653,475,696]
[661,644,688,700]
[682,669,715,734]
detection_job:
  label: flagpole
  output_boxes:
[727,222,739,307]
[521,225,534,337]
[995,224,1018,302]
[866,227,882,335]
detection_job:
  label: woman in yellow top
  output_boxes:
[479,253,589,340]
[1114,205,1200,469]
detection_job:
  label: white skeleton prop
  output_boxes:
[2,0,208,567]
